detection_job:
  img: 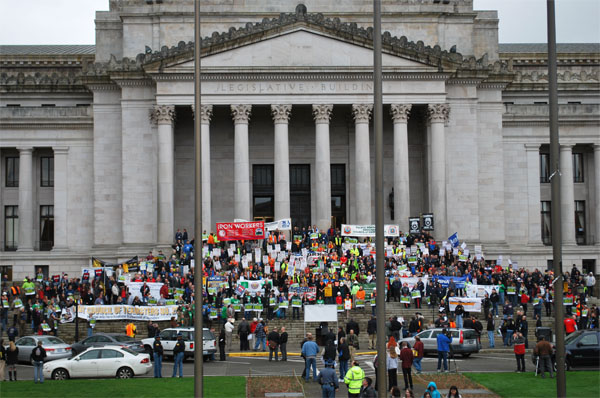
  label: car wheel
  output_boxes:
[52,368,70,380]
[461,353,471,358]
[116,367,134,379]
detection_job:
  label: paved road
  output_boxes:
[12,352,545,380]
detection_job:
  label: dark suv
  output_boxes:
[564,329,600,370]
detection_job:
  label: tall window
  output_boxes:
[290,164,311,229]
[573,153,584,183]
[5,157,19,187]
[41,157,54,187]
[4,206,18,251]
[0,265,13,282]
[539,153,550,183]
[575,201,586,245]
[331,164,346,228]
[541,201,552,246]
[252,165,274,222]
[39,205,54,251]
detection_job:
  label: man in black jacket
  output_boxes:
[31,341,46,383]
[267,327,280,361]
[367,316,377,349]
[153,335,163,378]
[172,334,185,377]
[279,327,288,361]
[237,318,250,351]
[346,319,359,336]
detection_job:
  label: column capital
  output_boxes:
[52,146,70,155]
[17,146,33,154]
[524,143,541,152]
[594,143,600,151]
[231,104,252,124]
[427,103,450,124]
[192,104,213,124]
[312,104,333,124]
[560,143,574,151]
[150,105,175,125]
[271,104,292,124]
[352,103,373,123]
[390,104,412,123]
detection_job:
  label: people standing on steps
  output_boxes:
[152,335,163,378]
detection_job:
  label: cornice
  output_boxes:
[0,123,93,129]
[151,72,452,82]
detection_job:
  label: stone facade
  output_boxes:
[0,1,599,280]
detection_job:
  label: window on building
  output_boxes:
[0,265,13,282]
[34,265,49,281]
[252,165,274,221]
[572,153,584,183]
[39,205,54,251]
[5,157,19,187]
[290,164,311,229]
[330,164,346,228]
[541,201,552,246]
[539,153,550,183]
[40,156,54,187]
[575,201,586,245]
[4,206,18,251]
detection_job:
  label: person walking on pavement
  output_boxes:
[152,335,163,378]
[318,359,339,398]
[254,320,267,351]
[31,340,46,383]
[268,327,280,361]
[301,334,319,382]
[224,318,235,351]
[533,336,554,379]
[279,326,288,361]
[219,327,227,361]
[399,341,414,391]
[367,316,377,350]
[436,328,452,373]
[337,336,351,383]
[386,346,399,389]
[172,333,185,377]
[344,360,365,398]
[412,335,424,374]
[513,332,526,372]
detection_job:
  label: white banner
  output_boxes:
[304,305,338,322]
[448,297,482,313]
[265,218,292,231]
[341,224,399,237]
[74,305,179,321]
[126,281,165,301]
[466,285,501,298]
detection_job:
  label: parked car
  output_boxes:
[564,329,600,370]
[399,328,481,357]
[43,346,152,380]
[70,333,145,355]
[142,327,217,361]
[11,335,73,363]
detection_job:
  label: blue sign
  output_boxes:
[448,233,460,248]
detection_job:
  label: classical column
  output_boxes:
[560,144,576,245]
[199,105,213,231]
[352,104,373,225]
[595,144,600,245]
[53,147,69,250]
[17,146,34,252]
[313,104,333,231]
[231,105,252,221]
[390,104,412,228]
[153,105,176,246]
[428,103,450,239]
[525,144,542,244]
[270,104,292,224]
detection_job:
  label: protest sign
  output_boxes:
[216,221,265,241]
[72,305,179,321]
[448,297,482,312]
[341,224,400,237]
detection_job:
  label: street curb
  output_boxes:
[228,351,378,357]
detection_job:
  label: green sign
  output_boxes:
[316,299,325,305]
[254,304,263,312]
[13,299,23,309]
[337,304,344,312]
[507,286,516,295]
[355,299,365,308]
[209,308,217,319]
[563,297,573,305]
[401,296,411,304]
[269,298,277,306]
[279,301,289,309]
[411,290,421,299]
[233,303,242,312]
[292,299,302,308]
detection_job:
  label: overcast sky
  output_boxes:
[0,0,598,45]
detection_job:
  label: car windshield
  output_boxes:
[564,331,582,345]
[120,347,139,356]
[203,330,213,340]
[114,335,135,343]
[39,337,65,345]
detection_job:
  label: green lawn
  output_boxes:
[0,376,246,398]
[465,371,600,398]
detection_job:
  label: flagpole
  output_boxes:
[194,0,204,396]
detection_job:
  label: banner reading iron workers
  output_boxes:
[341,224,400,237]
[216,221,266,241]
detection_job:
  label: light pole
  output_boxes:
[194,0,204,396]
[373,1,387,396]
[546,1,566,396]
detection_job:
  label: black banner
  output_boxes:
[422,213,434,231]
[409,217,420,234]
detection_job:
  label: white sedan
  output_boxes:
[43,346,152,380]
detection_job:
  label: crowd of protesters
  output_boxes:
[0,226,598,348]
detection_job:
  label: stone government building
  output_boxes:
[0,0,598,280]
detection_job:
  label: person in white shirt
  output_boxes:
[585,273,596,297]
[224,318,235,351]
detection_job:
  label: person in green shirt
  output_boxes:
[344,360,365,398]
[22,278,36,298]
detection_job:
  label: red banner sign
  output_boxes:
[216,221,265,241]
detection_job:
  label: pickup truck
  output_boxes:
[142,327,217,361]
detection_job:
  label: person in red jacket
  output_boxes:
[513,332,526,372]
[412,335,425,374]
[399,341,414,390]
[520,292,530,315]
[564,315,577,335]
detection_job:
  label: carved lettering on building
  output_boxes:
[215,82,374,94]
